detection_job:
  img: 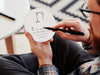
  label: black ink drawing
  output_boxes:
[31,27,34,31]
[36,12,44,23]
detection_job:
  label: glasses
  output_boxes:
[79,2,100,18]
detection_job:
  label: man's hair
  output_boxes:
[97,0,100,6]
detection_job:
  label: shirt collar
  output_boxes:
[90,56,100,73]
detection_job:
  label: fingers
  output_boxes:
[56,31,83,41]
[24,28,33,41]
[53,21,75,29]
[25,32,37,44]
[46,38,53,42]
[53,18,81,29]
[25,32,32,40]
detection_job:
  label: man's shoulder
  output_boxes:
[90,56,100,73]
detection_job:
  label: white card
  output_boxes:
[24,8,56,42]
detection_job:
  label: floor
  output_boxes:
[0,34,82,54]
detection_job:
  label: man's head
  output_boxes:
[87,0,100,52]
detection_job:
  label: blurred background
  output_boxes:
[0,0,88,54]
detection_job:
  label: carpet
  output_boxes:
[18,0,89,33]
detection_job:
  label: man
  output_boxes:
[0,0,99,75]
[25,0,100,75]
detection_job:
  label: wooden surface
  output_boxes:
[5,36,14,54]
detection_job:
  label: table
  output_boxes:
[0,0,30,54]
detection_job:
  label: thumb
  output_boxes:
[56,31,66,39]
[25,32,37,44]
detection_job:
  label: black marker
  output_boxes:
[44,27,84,36]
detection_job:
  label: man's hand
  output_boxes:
[53,18,90,43]
[25,32,53,66]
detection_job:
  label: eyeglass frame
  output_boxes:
[79,2,100,18]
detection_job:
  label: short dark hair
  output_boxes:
[97,0,100,6]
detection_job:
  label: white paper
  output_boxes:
[24,8,56,42]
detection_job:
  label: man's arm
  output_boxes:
[25,32,58,75]
[38,65,59,75]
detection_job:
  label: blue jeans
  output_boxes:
[0,34,94,75]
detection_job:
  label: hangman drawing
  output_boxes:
[36,12,44,23]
